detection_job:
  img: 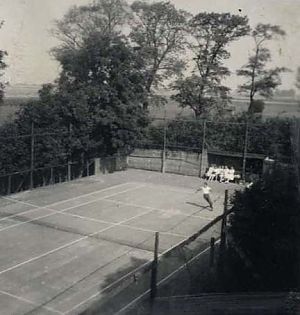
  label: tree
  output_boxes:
[229,167,300,291]
[296,67,300,91]
[54,33,149,159]
[130,1,189,110]
[0,20,7,103]
[52,0,130,53]
[237,24,288,114]
[172,13,250,118]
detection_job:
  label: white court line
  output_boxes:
[64,240,219,315]
[0,182,134,223]
[104,199,212,221]
[63,215,219,314]
[0,290,63,315]
[0,188,157,276]
[115,242,220,315]
[0,185,144,233]
[54,211,186,238]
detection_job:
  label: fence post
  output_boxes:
[7,175,11,195]
[86,159,90,177]
[67,123,72,181]
[50,167,54,185]
[210,237,215,269]
[199,119,207,177]
[161,122,167,173]
[242,121,249,181]
[30,122,35,189]
[150,232,160,301]
[218,189,229,274]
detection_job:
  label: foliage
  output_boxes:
[52,0,130,51]
[171,13,250,118]
[142,115,292,161]
[237,24,288,113]
[229,167,300,290]
[296,67,300,91]
[0,35,149,175]
[0,20,7,103]
[130,1,189,109]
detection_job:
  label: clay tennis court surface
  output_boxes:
[0,169,237,315]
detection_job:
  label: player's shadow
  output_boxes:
[186,202,209,211]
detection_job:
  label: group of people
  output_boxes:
[204,165,236,183]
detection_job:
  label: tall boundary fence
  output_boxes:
[128,117,292,181]
[79,190,235,315]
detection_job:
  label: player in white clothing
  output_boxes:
[195,182,213,210]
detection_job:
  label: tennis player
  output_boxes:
[195,182,213,210]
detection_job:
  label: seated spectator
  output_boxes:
[205,166,214,180]
[218,165,225,182]
[208,165,218,181]
[225,166,235,183]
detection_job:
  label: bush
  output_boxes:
[228,166,300,291]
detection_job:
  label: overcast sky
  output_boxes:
[0,0,299,91]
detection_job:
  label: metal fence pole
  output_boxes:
[7,175,11,195]
[242,121,249,181]
[199,119,207,177]
[67,123,72,181]
[210,237,215,269]
[150,232,160,301]
[218,189,229,273]
[30,122,35,189]
[161,122,167,173]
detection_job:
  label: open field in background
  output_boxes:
[0,169,239,315]
[1,94,300,126]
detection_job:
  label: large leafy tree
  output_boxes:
[54,33,149,159]
[172,13,250,118]
[130,1,189,109]
[229,167,300,291]
[0,20,7,103]
[52,0,130,51]
[237,24,288,114]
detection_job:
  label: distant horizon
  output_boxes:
[0,0,300,91]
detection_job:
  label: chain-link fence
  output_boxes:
[129,117,293,180]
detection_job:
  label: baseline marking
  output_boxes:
[0,189,157,276]
[0,290,63,315]
[0,182,134,223]
[0,185,144,233]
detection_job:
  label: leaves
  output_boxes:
[171,13,249,118]
[130,1,189,100]
[237,24,288,112]
[229,167,300,290]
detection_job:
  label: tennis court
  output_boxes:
[0,169,237,315]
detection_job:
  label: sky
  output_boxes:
[0,0,299,92]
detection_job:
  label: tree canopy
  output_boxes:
[172,12,250,118]
[130,1,189,109]
[229,167,300,291]
[0,20,7,103]
[237,24,288,114]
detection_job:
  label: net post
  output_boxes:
[150,232,160,301]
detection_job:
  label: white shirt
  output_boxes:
[202,186,211,194]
